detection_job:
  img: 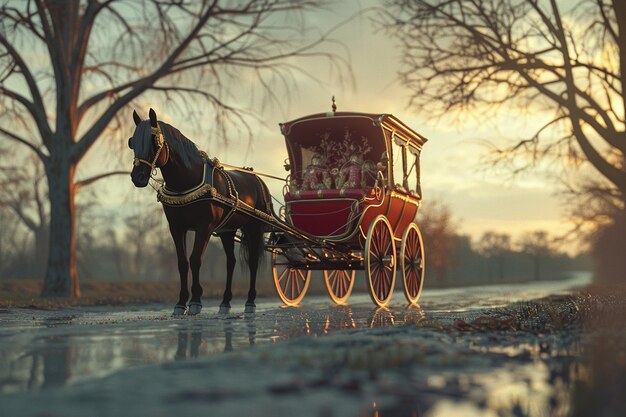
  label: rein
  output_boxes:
[215,161,286,182]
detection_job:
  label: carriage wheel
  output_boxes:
[365,215,396,307]
[324,270,356,305]
[272,251,311,306]
[401,223,425,305]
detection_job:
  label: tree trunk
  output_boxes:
[41,153,79,297]
[592,206,626,285]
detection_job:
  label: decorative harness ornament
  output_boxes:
[153,151,228,204]
[154,150,274,232]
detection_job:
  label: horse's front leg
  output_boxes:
[218,231,237,314]
[188,228,212,316]
[170,227,189,316]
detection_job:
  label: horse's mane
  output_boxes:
[133,120,203,169]
[160,122,203,168]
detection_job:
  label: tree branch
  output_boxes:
[0,126,47,162]
[74,170,130,192]
[0,16,50,140]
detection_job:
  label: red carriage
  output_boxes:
[268,108,427,307]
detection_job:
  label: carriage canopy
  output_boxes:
[280,112,428,194]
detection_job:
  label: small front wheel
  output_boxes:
[324,270,355,305]
[272,251,311,306]
[365,215,396,307]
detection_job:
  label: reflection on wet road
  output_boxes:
[0,274,589,394]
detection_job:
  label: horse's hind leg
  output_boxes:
[245,226,264,314]
[170,227,189,316]
[219,231,237,314]
[188,228,211,316]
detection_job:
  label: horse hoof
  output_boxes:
[188,302,202,316]
[218,304,231,314]
[172,305,188,316]
[244,303,256,314]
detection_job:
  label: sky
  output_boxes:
[87,1,575,248]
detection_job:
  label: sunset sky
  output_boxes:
[86,1,576,248]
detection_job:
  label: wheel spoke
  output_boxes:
[372,269,380,294]
[376,226,386,253]
[383,239,392,258]
[338,272,345,296]
[278,268,289,283]
[371,261,382,277]
[371,233,381,257]
[337,275,343,295]
[380,271,387,300]
[296,270,305,293]
[284,271,290,294]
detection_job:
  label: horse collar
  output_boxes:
[157,161,232,206]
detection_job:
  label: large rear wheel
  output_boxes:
[324,270,356,305]
[272,252,311,306]
[400,223,425,305]
[365,215,396,307]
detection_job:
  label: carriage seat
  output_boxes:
[285,188,373,201]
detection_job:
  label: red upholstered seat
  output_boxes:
[284,188,376,238]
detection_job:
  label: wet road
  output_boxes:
[0,274,589,395]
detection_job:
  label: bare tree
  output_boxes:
[122,209,162,281]
[0,0,343,297]
[0,150,49,276]
[518,230,554,280]
[477,231,512,281]
[380,1,625,236]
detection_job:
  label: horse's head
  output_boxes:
[128,108,169,187]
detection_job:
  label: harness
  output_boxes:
[133,123,275,231]
[155,152,274,232]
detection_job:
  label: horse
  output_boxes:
[128,108,272,315]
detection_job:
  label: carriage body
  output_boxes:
[270,111,428,307]
[281,112,425,245]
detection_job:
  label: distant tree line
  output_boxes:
[0,198,590,291]
[0,198,250,289]
[417,202,591,288]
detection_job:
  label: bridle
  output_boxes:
[132,123,169,175]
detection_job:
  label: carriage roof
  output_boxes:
[279,112,428,154]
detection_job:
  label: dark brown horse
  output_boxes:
[129,108,271,315]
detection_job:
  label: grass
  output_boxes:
[0,280,186,308]
[0,278,319,309]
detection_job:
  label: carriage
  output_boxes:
[129,105,427,315]
[267,108,427,308]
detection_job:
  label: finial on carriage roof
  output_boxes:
[331,96,337,113]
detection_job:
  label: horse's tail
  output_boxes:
[239,226,265,268]
[239,175,272,267]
